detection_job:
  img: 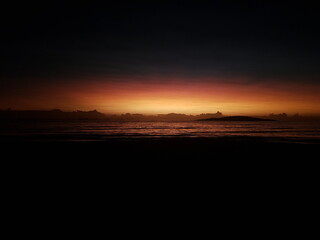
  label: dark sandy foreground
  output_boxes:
[2,136,318,227]
[1,135,319,161]
[2,136,319,202]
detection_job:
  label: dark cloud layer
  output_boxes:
[1,1,320,83]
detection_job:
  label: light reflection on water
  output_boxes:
[1,120,320,141]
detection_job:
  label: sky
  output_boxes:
[1,1,320,115]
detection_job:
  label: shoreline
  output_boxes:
[2,135,318,159]
[2,135,318,183]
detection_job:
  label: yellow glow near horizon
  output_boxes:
[1,76,320,116]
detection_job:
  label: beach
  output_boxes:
[1,119,319,160]
[2,134,318,217]
[1,119,319,182]
[2,135,318,160]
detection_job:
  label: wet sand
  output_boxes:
[2,136,318,208]
[2,135,318,160]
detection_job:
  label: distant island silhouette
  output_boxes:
[0,110,224,121]
[0,109,106,120]
[197,116,275,121]
[0,109,316,121]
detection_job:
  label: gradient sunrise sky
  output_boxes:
[1,2,320,115]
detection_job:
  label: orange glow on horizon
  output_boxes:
[1,76,320,116]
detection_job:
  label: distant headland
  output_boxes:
[197,116,275,122]
[0,109,317,121]
[0,109,105,120]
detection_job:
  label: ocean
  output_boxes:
[1,120,320,143]
[2,119,319,184]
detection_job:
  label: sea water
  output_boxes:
[1,120,320,142]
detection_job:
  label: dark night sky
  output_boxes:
[1,1,320,114]
[2,1,320,79]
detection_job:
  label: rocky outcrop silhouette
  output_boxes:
[197,116,275,121]
[105,111,224,121]
[0,109,106,120]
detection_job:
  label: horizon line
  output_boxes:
[2,108,320,117]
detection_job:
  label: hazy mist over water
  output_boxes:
[1,120,320,142]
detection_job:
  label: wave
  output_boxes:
[1,120,320,142]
